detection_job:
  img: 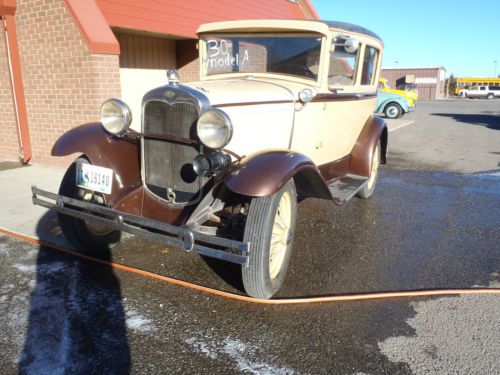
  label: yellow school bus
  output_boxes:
[455,78,500,95]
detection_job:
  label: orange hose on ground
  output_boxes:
[1,228,499,305]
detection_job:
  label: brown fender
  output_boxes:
[350,115,388,177]
[223,150,332,199]
[52,123,141,204]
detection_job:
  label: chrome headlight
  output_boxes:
[196,109,232,149]
[100,99,132,135]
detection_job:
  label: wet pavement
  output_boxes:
[0,100,499,374]
[1,167,499,374]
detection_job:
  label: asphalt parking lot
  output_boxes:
[0,100,499,374]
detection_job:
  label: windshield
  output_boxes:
[398,84,417,91]
[203,34,323,80]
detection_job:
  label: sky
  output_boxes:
[311,0,500,78]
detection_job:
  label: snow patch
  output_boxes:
[467,170,500,180]
[223,338,294,375]
[0,242,9,254]
[185,334,295,374]
[38,261,67,275]
[185,336,218,359]
[13,263,37,273]
[126,309,156,333]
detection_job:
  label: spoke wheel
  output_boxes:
[242,180,297,299]
[357,140,381,199]
[269,191,292,279]
[366,141,380,190]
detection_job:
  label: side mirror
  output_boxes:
[344,38,359,53]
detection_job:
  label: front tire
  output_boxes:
[58,157,121,254]
[384,103,402,119]
[242,180,297,299]
[487,93,494,100]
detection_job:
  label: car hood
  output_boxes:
[381,87,416,103]
[186,78,297,106]
[186,78,305,156]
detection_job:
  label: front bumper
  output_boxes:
[32,186,250,266]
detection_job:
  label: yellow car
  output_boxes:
[378,78,417,107]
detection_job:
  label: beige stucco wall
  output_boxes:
[119,68,170,131]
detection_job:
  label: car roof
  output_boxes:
[197,19,382,42]
[321,20,381,41]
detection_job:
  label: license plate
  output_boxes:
[76,163,113,194]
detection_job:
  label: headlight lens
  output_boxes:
[100,99,132,135]
[196,109,232,149]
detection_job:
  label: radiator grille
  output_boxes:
[143,101,203,204]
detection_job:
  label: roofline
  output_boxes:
[301,0,321,20]
[382,66,447,71]
[0,0,16,16]
[64,0,120,55]
[456,77,500,80]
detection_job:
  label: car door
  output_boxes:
[479,86,487,98]
[316,37,380,168]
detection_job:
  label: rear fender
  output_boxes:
[52,123,141,202]
[350,115,388,177]
[223,150,331,199]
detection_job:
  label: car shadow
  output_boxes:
[19,211,130,374]
[431,113,500,130]
[200,256,245,293]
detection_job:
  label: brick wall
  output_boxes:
[2,0,121,166]
[0,21,21,161]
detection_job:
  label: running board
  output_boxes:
[328,174,368,205]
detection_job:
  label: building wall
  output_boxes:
[0,0,121,165]
[116,34,201,131]
[0,22,20,161]
[381,67,447,100]
[116,31,177,130]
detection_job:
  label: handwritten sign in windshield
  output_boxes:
[206,39,250,70]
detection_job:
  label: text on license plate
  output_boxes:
[76,163,113,194]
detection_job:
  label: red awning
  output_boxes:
[95,0,317,39]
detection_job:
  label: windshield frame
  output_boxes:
[199,32,327,85]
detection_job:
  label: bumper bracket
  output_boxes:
[31,186,250,266]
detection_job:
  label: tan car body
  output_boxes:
[193,20,385,166]
[35,20,388,299]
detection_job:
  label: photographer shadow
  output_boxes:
[19,211,130,374]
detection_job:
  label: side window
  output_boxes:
[361,46,379,85]
[328,38,359,86]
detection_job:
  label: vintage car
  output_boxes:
[397,82,419,99]
[376,91,412,119]
[379,78,418,105]
[32,20,388,299]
